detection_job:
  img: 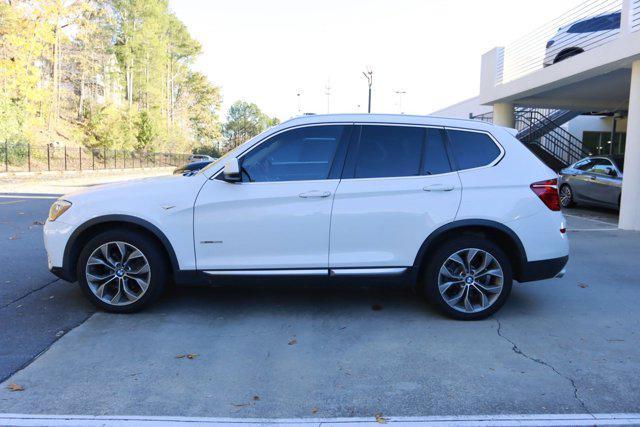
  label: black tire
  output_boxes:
[559,184,575,208]
[76,229,168,313]
[423,235,513,320]
[554,49,583,64]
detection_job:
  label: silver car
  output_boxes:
[558,156,624,210]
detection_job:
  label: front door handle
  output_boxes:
[299,190,332,198]
[423,184,455,192]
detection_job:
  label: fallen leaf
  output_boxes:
[8,383,24,392]
[252,395,260,401]
[232,403,249,407]
[375,413,387,424]
[55,330,64,338]
[175,353,198,359]
[578,283,588,288]
[9,235,18,240]
[311,407,318,414]
[372,303,383,311]
[32,220,45,225]
[288,336,297,345]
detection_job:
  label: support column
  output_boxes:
[619,59,640,231]
[493,103,515,128]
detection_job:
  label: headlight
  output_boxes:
[48,200,72,222]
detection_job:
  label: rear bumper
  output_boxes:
[518,255,568,283]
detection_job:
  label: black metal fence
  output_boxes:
[1,142,190,173]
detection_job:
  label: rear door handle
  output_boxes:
[423,184,455,192]
[299,190,332,198]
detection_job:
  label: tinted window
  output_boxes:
[587,158,613,174]
[354,125,424,178]
[575,159,594,171]
[447,130,501,170]
[422,128,451,175]
[241,125,345,182]
[568,13,620,33]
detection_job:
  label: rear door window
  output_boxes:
[354,125,424,178]
[422,128,452,175]
[350,125,452,179]
[446,129,501,170]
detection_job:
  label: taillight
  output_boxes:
[531,179,561,211]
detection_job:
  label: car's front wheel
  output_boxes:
[423,236,512,320]
[77,229,168,313]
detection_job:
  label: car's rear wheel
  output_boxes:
[423,236,512,320]
[559,184,574,208]
[77,229,168,313]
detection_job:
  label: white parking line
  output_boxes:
[2,413,640,426]
[567,228,619,232]
[563,213,618,227]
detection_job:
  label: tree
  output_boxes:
[135,110,155,150]
[0,0,221,156]
[222,101,276,150]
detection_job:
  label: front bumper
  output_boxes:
[518,255,569,283]
[43,219,76,281]
[50,266,74,282]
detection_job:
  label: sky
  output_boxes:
[169,0,585,121]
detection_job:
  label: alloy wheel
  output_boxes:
[560,186,572,207]
[85,241,151,306]
[438,248,504,314]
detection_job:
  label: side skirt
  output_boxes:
[173,267,415,288]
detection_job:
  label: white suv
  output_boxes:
[44,114,569,320]
[543,11,620,67]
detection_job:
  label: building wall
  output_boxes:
[430,96,491,119]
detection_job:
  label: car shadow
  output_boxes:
[150,281,541,322]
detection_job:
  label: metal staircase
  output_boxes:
[470,108,590,171]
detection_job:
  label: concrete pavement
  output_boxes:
[0,213,638,418]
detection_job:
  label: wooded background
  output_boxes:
[0,0,279,159]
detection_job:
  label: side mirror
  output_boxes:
[223,157,241,182]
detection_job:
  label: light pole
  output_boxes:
[362,69,373,113]
[296,90,302,115]
[395,90,406,114]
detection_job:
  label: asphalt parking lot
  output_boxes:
[0,192,639,420]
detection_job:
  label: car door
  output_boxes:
[568,158,597,202]
[329,124,461,270]
[194,124,351,272]
[589,160,622,206]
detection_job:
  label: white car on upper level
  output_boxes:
[43,114,569,320]
[544,10,621,67]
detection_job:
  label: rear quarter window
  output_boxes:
[446,129,501,170]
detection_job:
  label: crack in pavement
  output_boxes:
[495,318,594,419]
[0,278,60,310]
